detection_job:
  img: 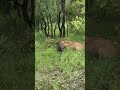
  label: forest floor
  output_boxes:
[86,18,120,90]
[35,31,85,90]
[35,19,120,90]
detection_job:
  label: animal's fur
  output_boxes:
[98,45,119,58]
[86,37,120,58]
[56,40,84,52]
[56,37,120,58]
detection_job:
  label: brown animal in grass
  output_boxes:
[56,40,84,52]
[98,45,119,58]
[86,37,120,58]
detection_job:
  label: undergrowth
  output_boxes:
[35,31,85,90]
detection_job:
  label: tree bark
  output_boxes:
[58,10,62,38]
[61,0,66,37]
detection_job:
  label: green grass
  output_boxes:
[86,18,120,90]
[86,58,120,90]
[0,14,34,89]
[35,31,85,90]
[0,52,34,90]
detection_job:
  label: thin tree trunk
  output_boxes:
[58,10,62,38]
[47,16,50,36]
[43,17,48,37]
[61,0,66,37]
[31,0,35,29]
[54,23,57,38]
[49,14,53,38]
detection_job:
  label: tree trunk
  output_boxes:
[43,17,48,37]
[31,0,35,29]
[53,23,57,38]
[58,10,62,38]
[49,14,53,38]
[47,16,50,36]
[61,0,66,37]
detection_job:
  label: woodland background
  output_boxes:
[0,0,120,90]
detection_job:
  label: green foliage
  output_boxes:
[70,15,85,42]
[71,16,85,32]
[66,1,85,39]
[66,0,85,18]
[35,0,57,24]
[35,30,85,90]
[35,0,85,89]
[88,0,120,18]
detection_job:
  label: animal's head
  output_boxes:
[56,41,66,52]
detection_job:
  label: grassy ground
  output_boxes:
[86,18,120,90]
[0,14,35,89]
[86,58,120,90]
[35,31,85,90]
[0,34,34,89]
[1,13,120,89]
[0,53,34,90]
[35,18,120,90]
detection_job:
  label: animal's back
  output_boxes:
[86,37,120,58]
[56,40,84,51]
[98,45,119,58]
